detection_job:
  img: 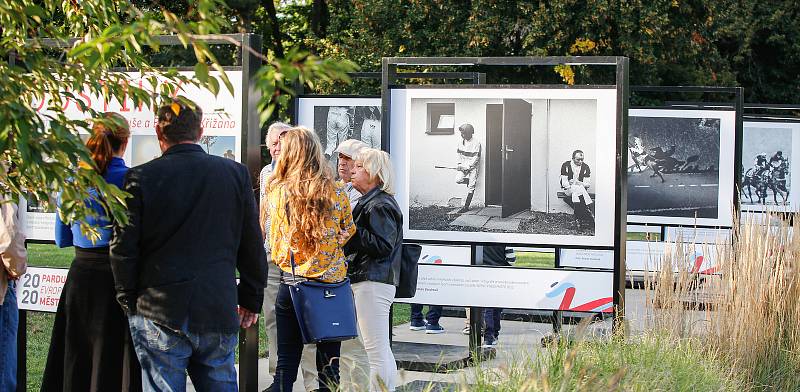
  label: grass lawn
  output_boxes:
[514,251,556,269]
[627,231,660,241]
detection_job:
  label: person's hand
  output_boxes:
[238,306,259,329]
[338,229,351,245]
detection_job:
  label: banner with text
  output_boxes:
[16,267,68,312]
[400,265,613,312]
[22,71,244,241]
[559,241,719,273]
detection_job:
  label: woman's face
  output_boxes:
[350,161,378,194]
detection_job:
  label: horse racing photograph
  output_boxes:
[741,121,800,212]
[627,109,737,227]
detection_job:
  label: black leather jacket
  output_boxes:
[344,188,403,285]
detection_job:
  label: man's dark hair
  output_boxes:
[572,149,584,159]
[459,123,474,135]
[157,98,203,144]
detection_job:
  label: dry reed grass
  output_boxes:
[645,212,800,390]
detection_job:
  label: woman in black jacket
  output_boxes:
[344,148,403,391]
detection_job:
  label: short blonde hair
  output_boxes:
[355,148,395,195]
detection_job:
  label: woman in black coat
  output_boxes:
[343,148,403,392]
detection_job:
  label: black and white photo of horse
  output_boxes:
[741,126,792,206]
[628,116,722,219]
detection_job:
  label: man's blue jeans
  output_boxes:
[483,308,503,339]
[0,282,18,391]
[410,304,442,324]
[128,314,238,392]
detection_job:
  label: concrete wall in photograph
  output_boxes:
[542,99,598,214]
[409,97,497,208]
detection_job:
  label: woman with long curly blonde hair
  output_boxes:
[262,126,355,392]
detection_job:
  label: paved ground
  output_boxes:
[187,288,711,391]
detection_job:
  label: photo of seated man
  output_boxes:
[560,149,594,228]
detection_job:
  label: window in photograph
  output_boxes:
[426,103,455,135]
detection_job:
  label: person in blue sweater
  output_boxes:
[42,113,142,392]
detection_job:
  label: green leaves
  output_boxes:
[0,0,250,239]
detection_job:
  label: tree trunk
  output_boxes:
[311,0,329,38]
[262,0,284,57]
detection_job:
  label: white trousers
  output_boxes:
[565,184,593,205]
[350,281,398,391]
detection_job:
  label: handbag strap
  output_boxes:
[284,198,298,281]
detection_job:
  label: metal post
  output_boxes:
[238,325,259,392]
[238,33,262,392]
[468,245,483,352]
[16,310,26,392]
[612,57,630,335]
[288,79,304,126]
[381,58,397,153]
[551,311,563,334]
[733,88,744,214]
[240,33,263,183]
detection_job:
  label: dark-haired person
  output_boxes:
[559,150,594,227]
[42,113,142,391]
[110,100,266,391]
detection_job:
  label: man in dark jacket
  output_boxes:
[110,100,266,391]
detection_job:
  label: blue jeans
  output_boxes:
[128,314,238,392]
[483,308,503,339]
[410,304,442,325]
[269,283,340,392]
[0,282,17,391]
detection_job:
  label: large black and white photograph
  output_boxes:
[390,88,619,247]
[627,109,736,227]
[741,121,800,212]
[296,97,382,169]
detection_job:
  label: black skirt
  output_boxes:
[41,247,142,392]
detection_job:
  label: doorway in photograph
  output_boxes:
[501,99,532,218]
[485,100,533,216]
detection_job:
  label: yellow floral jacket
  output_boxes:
[267,184,355,282]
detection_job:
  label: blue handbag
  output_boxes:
[284,204,358,344]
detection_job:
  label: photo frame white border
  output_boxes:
[390,87,619,247]
[740,120,800,213]
[627,108,737,227]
